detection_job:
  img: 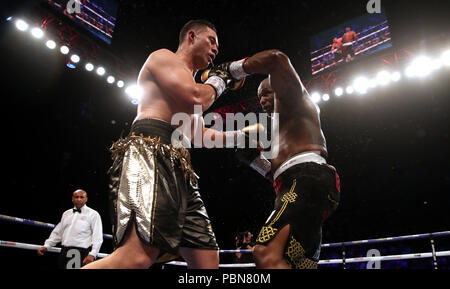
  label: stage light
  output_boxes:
[376,71,391,86]
[125,84,143,102]
[311,92,321,103]
[442,50,450,66]
[6,16,13,21]
[45,40,56,49]
[85,63,94,71]
[96,66,105,76]
[60,45,69,55]
[70,54,80,63]
[405,65,414,77]
[107,76,115,84]
[117,80,124,88]
[415,56,433,77]
[15,19,29,31]
[368,79,377,88]
[391,72,401,82]
[353,76,369,94]
[431,59,442,70]
[334,87,344,97]
[322,94,330,102]
[406,56,432,78]
[31,27,44,39]
[346,86,354,94]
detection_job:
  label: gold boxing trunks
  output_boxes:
[108,119,218,263]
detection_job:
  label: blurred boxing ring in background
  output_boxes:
[1,214,449,269]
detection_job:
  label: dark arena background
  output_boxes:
[0,0,449,277]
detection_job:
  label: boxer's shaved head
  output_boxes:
[258,77,274,114]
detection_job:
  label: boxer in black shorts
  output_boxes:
[342,27,358,62]
[214,50,341,268]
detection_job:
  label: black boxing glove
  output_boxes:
[235,148,272,179]
[223,123,271,179]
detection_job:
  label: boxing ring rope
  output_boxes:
[310,23,390,61]
[311,20,392,75]
[311,37,392,75]
[310,20,388,57]
[0,240,109,259]
[2,239,449,267]
[73,0,116,26]
[321,231,450,248]
[50,0,115,38]
[1,214,450,268]
[0,214,113,240]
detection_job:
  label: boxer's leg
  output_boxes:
[253,225,291,269]
[82,221,160,269]
[179,247,219,269]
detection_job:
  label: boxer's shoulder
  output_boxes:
[148,49,176,63]
[145,49,181,73]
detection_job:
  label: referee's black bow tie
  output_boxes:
[73,208,81,213]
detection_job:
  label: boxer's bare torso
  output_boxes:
[259,79,327,172]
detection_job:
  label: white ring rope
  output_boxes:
[2,214,449,268]
[2,240,450,267]
[2,214,448,251]
[0,240,109,259]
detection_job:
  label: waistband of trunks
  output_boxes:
[131,118,177,145]
[273,151,327,181]
[109,119,199,184]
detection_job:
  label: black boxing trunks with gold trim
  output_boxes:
[256,157,341,269]
[108,118,218,263]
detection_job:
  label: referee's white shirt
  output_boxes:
[43,205,103,257]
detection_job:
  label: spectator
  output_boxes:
[234,231,255,264]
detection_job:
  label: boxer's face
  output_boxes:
[190,27,218,69]
[72,190,87,209]
[258,78,274,114]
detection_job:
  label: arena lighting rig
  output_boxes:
[309,50,450,104]
[9,16,140,104]
[7,16,450,107]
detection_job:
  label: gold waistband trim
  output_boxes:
[109,133,199,185]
